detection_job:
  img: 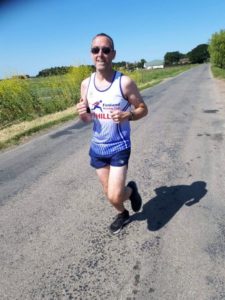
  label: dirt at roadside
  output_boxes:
[214,78,225,99]
[214,78,225,117]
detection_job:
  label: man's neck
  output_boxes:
[95,69,115,82]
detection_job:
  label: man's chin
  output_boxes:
[96,62,107,68]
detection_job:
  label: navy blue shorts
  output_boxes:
[90,148,131,169]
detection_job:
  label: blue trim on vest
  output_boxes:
[119,73,128,101]
[93,71,117,92]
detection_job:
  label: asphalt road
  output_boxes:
[0,64,225,300]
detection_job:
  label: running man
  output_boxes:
[76,33,148,234]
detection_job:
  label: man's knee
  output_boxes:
[108,191,123,205]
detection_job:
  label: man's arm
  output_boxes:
[76,77,92,122]
[110,75,148,123]
[122,75,148,120]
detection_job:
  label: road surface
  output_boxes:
[0,64,225,299]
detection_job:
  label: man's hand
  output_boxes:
[76,98,92,122]
[76,98,88,115]
[110,110,129,123]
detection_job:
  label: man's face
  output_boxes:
[91,36,116,71]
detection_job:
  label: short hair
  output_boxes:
[92,33,115,50]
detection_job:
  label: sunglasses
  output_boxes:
[91,46,113,55]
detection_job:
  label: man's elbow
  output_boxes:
[143,104,148,117]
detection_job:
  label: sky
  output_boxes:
[0,0,225,78]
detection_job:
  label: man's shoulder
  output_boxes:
[81,75,93,89]
[120,74,134,88]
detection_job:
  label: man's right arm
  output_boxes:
[76,78,92,122]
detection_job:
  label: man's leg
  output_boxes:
[96,165,132,234]
[96,164,141,234]
[96,165,110,197]
[107,165,132,212]
[96,165,132,212]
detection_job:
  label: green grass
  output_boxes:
[133,65,193,90]
[211,66,225,79]
[0,65,194,150]
[0,66,92,128]
[0,113,75,150]
[120,65,193,85]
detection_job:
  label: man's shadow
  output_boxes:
[130,181,207,231]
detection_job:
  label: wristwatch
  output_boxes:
[129,111,134,121]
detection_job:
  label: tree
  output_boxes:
[37,66,73,77]
[139,59,147,68]
[209,29,225,69]
[113,61,127,68]
[164,51,184,66]
[187,44,209,64]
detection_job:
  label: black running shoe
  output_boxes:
[127,181,142,212]
[110,209,130,234]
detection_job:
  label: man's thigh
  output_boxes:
[108,165,128,196]
[96,166,110,194]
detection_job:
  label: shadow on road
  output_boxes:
[50,121,91,138]
[130,181,207,231]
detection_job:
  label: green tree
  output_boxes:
[37,66,73,77]
[113,61,127,68]
[164,51,183,66]
[209,29,225,69]
[187,44,209,64]
[138,59,146,68]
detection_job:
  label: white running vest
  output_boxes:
[87,71,131,156]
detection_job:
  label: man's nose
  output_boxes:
[98,49,104,55]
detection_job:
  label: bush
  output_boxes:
[0,65,92,127]
[0,78,41,127]
[209,29,225,69]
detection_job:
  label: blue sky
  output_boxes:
[0,0,225,78]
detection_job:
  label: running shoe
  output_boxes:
[127,181,142,212]
[110,209,130,234]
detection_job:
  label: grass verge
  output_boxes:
[211,66,225,79]
[0,107,76,150]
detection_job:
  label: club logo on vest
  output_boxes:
[92,100,103,112]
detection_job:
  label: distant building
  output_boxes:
[179,57,190,65]
[144,60,164,70]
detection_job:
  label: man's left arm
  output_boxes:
[121,75,148,121]
[110,75,148,123]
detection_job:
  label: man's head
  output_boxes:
[92,33,114,50]
[91,33,116,71]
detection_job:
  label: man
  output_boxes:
[76,33,148,234]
